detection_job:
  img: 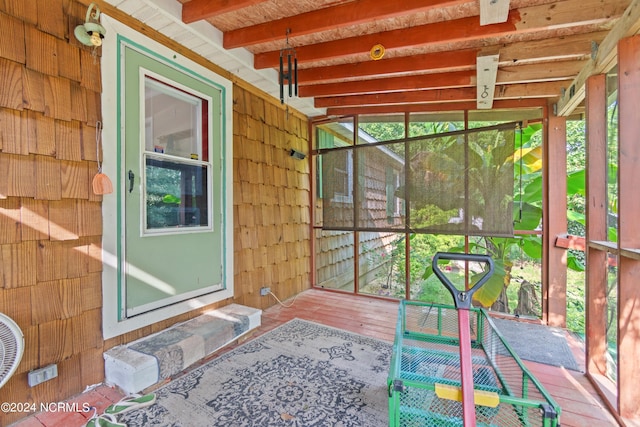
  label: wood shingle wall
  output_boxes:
[0,1,312,424]
[233,86,311,309]
[0,1,104,425]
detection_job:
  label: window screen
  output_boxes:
[318,123,517,237]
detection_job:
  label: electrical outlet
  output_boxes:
[28,364,58,387]
[260,287,270,296]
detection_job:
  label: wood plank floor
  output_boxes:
[12,288,620,426]
[261,289,620,427]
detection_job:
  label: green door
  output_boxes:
[121,44,225,318]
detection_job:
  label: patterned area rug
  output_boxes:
[120,319,392,426]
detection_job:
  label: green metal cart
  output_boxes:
[388,253,561,427]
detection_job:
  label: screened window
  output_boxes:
[317,122,517,236]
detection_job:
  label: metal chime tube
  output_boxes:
[279,52,284,104]
[278,28,298,104]
[287,51,293,97]
[294,57,298,96]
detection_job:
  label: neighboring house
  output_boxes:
[315,122,405,291]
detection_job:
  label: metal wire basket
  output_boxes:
[388,253,560,427]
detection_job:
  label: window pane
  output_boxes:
[468,108,543,129]
[409,111,464,137]
[145,156,209,230]
[359,232,405,298]
[358,114,405,143]
[315,118,354,149]
[315,230,354,292]
[606,66,618,244]
[145,77,205,161]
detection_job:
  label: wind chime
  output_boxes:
[279,29,298,104]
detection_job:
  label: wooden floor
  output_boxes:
[261,289,620,427]
[12,288,619,426]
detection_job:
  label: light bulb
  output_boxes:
[90,31,102,47]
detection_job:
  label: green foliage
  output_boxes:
[357,118,608,330]
[470,260,507,307]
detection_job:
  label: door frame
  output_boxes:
[100,15,234,339]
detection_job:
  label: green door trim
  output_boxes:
[116,35,230,320]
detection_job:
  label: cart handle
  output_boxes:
[431,252,494,310]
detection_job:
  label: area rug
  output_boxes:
[491,317,580,371]
[119,319,393,426]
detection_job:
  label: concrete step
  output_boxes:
[103,304,261,394]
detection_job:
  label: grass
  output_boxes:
[360,259,588,335]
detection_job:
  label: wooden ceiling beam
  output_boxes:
[182,0,270,24]
[255,14,518,69]
[314,81,567,108]
[300,60,584,98]
[222,0,471,49]
[494,30,607,64]
[298,31,605,85]
[299,71,476,98]
[495,59,588,84]
[325,99,548,117]
[254,0,627,69]
[298,49,479,84]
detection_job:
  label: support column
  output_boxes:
[584,74,608,376]
[545,114,567,327]
[617,34,640,421]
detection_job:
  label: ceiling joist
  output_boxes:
[314,81,567,108]
[297,31,603,85]
[223,0,471,49]
[556,0,640,115]
[300,60,584,98]
[253,0,626,69]
[175,0,633,115]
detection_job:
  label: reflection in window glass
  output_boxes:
[145,157,209,229]
[315,230,354,292]
[315,118,354,149]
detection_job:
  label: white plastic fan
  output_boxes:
[0,313,24,389]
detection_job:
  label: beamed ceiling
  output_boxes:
[173,0,635,118]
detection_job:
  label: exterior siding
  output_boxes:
[0,2,311,424]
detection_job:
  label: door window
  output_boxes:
[143,77,211,233]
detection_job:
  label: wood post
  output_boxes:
[616,34,640,421]
[545,113,567,327]
[584,73,609,377]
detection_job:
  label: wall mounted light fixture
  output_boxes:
[74,3,106,47]
[279,29,298,104]
[290,149,306,160]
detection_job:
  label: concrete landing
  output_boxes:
[103,304,261,394]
